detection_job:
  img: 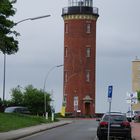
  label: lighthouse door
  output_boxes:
[85,102,90,116]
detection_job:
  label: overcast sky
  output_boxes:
[0,0,140,113]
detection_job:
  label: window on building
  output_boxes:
[64,47,68,57]
[65,23,68,33]
[63,96,67,106]
[86,70,90,82]
[86,47,91,57]
[86,23,91,33]
[138,74,140,79]
[137,66,140,71]
[64,71,68,82]
[74,96,78,111]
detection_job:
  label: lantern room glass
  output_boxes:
[68,0,93,7]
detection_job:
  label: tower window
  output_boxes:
[86,23,91,33]
[86,70,90,82]
[86,47,91,57]
[65,23,68,33]
[64,71,68,82]
[137,66,140,71]
[63,95,67,106]
[64,47,68,57]
[74,96,78,111]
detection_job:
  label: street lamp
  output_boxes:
[43,64,63,119]
[14,15,51,25]
[2,14,50,102]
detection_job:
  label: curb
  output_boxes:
[14,122,70,140]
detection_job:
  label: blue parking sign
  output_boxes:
[108,85,113,98]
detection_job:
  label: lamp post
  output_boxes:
[43,64,63,119]
[2,14,50,102]
[14,15,51,25]
[3,54,6,102]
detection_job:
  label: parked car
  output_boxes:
[4,106,30,114]
[134,112,140,122]
[97,112,132,140]
[126,110,134,121]
[126,110,140,121]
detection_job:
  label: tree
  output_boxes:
[0,98,12,112]
[137,90,140,102]
[10,85,52,115]
[10,86,24,106]
[0,0,19,55]
[23,85,51,115]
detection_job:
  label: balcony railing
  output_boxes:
[68,0,93,7]
[62,6,99,16]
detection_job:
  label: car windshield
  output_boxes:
[135,111,140,114]
[103,115,126,122]
[5,107,15,112]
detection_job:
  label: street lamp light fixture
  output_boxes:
[14,15,51,25]
[30,15,51,20]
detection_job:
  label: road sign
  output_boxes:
[108,85,113,99]
[126,92,138,104]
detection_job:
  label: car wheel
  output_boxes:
[125,137,132,140]
[98,136,107,140]
[98,137,102,140]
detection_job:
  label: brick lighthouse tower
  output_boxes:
[62,0,99,116]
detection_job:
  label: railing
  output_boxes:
[93,7,99,15]
[68,0,93,7]
[62,7,99,15]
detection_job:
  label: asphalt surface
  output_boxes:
[19,119,98,140]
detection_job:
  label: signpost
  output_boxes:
[126,92,138,122]
[107,85,113,140]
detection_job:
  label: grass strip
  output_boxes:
[0,113,52,132]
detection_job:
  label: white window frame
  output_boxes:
[65,23,68,33]
[65,47,68,57]
[86,70,90,82]
[86,47,91,57]
[64,71,68,82]
[86,23,91,33]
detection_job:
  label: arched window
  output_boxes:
[65,23,68,33]
[65,47,68,57]
[86,23,91,33]
[86,70,90,82]
[64,71,68,82]
[86,47,91,57]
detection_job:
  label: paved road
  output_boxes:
[19,119,98,140]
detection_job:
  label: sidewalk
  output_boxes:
[0,120,72,140]
[131,122,140,140]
